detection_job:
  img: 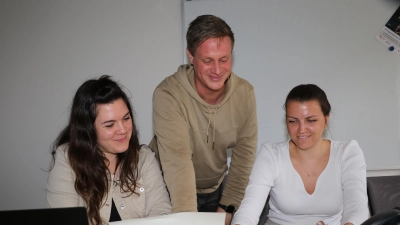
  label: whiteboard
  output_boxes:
[183,0,400,170]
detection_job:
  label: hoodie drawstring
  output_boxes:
[206,106,218,150]
[206,106,211,144]
[212,107,218,150]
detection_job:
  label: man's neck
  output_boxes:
[199,89,226,105]
[193,75,227,105]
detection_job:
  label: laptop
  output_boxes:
[0,207,89,225]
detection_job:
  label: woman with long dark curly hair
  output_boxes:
[47,75,171,225]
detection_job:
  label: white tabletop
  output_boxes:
[109,212,225,225]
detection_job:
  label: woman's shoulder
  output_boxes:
[260,141,288,152]
[137,145,157,172]
[330,139,364,159]
[258,141,289,159]
[138,145,155,158]
[54,143,70,159]
[331,140,361,152]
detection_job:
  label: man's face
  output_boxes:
[187,36,232,98]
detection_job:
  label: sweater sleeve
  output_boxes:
[340,140,369,225]
[46,146,81,208]
[152,88,197,213]
[221,88,258,209]
[140,146,172,217]
[231,143,276,225]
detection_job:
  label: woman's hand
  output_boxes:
[217,207,232,225]
[317,221,353,225]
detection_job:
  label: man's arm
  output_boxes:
[220,88,258,209]
[152,88,197,213]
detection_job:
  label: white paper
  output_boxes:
[376,6,400,55]
[109,212,225,225]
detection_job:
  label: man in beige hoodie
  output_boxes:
[149,15,257,224]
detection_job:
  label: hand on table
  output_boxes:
[317,221,353,225]
[217,207,232,225]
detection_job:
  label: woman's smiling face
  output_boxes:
[286,100,329,151]
[94,98,132,158]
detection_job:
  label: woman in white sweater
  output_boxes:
[232,84,368,225]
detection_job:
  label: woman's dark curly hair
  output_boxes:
[51,75,140,225]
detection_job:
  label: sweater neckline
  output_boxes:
[286,139,333,196]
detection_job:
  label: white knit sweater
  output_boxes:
[232,140,368,225]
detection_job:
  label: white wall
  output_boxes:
[0,0,183,210]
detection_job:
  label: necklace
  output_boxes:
[112,167,119,186]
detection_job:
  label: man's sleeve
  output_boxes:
[220,88,258,209]
[152,88,198,213]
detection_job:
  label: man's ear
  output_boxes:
[186,48,194,65]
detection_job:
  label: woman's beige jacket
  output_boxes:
[47,144,171,224]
